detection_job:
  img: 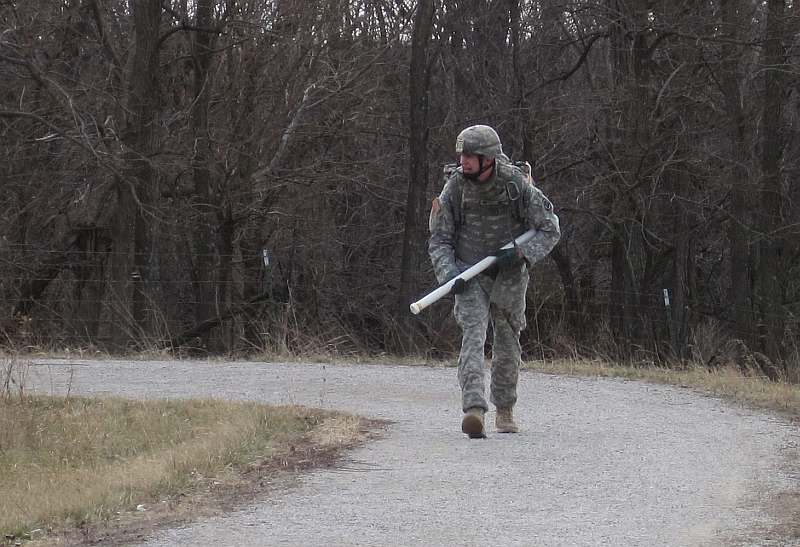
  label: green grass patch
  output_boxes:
[0,395,357,541]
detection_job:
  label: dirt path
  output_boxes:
[27,359,799,546]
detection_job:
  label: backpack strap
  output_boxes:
[441,163,465,228]
[498,159,532,225]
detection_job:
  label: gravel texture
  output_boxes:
[25,358,799,546]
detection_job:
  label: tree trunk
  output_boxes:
[719,0,753,345]
[605,0,650,355]
[671,167,692,359]
[190,0,219,350]
[110,0,161,347]
[216,204,235,350]
[755,0,786,362]
[398,0,436,346]
[609,224,627,346]
[550,245,583,338]
[73,228,110,342]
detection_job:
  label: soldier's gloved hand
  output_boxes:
[493,247,525,269]
[451,278,467,295]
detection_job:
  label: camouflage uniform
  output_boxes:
[428,125,561,415]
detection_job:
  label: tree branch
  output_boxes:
[87,0,123,73]
[524,31,608,99]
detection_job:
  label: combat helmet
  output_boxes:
[455,125,503,158]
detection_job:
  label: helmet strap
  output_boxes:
[478,156,486,173]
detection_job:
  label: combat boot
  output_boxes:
[461,407,487,439]
[495,407,519,433]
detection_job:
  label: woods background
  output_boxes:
[1,1,798,377]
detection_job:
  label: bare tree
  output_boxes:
[754,0,787,364]
[399,0,436,346]
[0,0,798,377]
[108,0,162,346]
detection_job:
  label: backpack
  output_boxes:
[442,160,532,228]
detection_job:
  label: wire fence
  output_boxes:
[1,246,798,369]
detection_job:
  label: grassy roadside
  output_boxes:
[523,358,800,421]
[0,395,374,546]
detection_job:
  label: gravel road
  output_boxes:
[26,358,799,546]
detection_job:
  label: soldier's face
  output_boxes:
[460,153,494,182]
[460,153,480,174]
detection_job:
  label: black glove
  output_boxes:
[493,247,525,269]
[451,278,467,295]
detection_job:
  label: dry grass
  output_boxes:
[525,358,800,420]
[0,395,369,544]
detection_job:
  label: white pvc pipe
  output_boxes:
[409,229,537,315]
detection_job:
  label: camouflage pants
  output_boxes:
[453,265,528,412]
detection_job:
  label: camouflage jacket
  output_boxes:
[427,160,561,284]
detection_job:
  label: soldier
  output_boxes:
[428,125,561,439]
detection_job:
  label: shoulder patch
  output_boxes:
[542,197,553,211]
[429,196,449,233]
[431,197,441,215]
